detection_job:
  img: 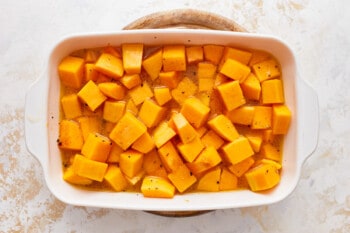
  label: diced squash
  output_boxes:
[142,49,163,80]
[77,116,101,141]
[120,74,142,89]
[245,131,263,153]
[58,120,84,150]
[103,46,121,58]
[63,166,93,185]
[125,170,145,186]
[180,97,210,128]
[154,87,172,106]
[219,168,238,191]
[78,80,107,111]
[122,43,143,74]
[245,163,280,191]
[251,106,272,129]
[219,47,252,67]
[143,150,164,175]
[81,133,112,162]
[207,114,239,141]
[203,44,224,65]
[262,129,275,142]
[255,158,282,170]
[72,154,108,182]
[197,62,217,79]
[252,58,281,82]
[84,49,98,63]
[158,141,184,172]
[172,112,197,143]
[125,99,139,115]
[240,73,261,101]
[119,150,144,178]
[217,81,246,111]
[226,106,255,126]
[162,45,186,71]
[171,76,198,105]
[177,136,204,163]
[152,121,176,148]
[198,78,215,93]
[186,46,203,64]
[85,63,99,82]
[107,142,123,163]
[98,82,126,100]
[260,143,282,162]
[168,164,197,193]
[222,136,254,164]
[109,111,147,150]
[58,56,85,89]
[201,130,224,150]
[261,79,284,104]
[128,81,153,106]
[187,146,222,175]
[132,132,155,154]
[103,101,125,123]
[272,104,291,134]
[138,99,167,128]
[196,166,221,192]
[196,126,208,138]
[61,94,82,119]
[94,52,124,79]
[228,156,255,177]
[95,73,112,83]
[219,58,251,82]
[159,71,181,89]
[248,50,271,66]
[141,176,175,198]
[214,73,229,87]
[104,165,128,191]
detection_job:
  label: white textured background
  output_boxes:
[1,0,350,232]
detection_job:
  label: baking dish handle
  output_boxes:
[24,75,48,167]
[298,79,319,164]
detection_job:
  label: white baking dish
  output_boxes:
[24,29,319,211]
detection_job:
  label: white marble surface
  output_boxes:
[1,0,349,232]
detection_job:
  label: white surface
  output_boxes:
[0,0,349,232]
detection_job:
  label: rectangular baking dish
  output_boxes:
[24,29,319,211]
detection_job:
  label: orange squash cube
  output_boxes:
[222,136,254,164]
[180,97,210,128]
[219,47,252,67]
[203,44,224,65]
[228,156,255,177]
[226,105,255,126]
[245,163,280,191]
[61,94,82,119]
[251,106,272,129]
[260,143,282,162]
[154,87,172,106]
[58,120,84,150]
[168,164,197,193]
[172,112,198,144]
[261,79,285,104]
[177,136,204,163]
[78,80,107,111]
[63,166,93,185]
[104,165,128,191]
[171,76,198,105]
[152,121,177,148]
[272,104,291,134]
[94,52,124,79]
[77,116,101,141]
[58,56,85,89]
[85,63,99,82]
[159,71,181,89]
[119,150,144,178]
[84,49,98,63]
[138,99,167,128]
[81,133,112,162]
[219,168,238,191]
[252,58,281,82]
[128,81,153,106]
[141,176,175,198]
[219,58,251,82]
[187,146,222,175]
[162,45,186,71]
[142,49,163,80]
[240,73,261,101]
[217,80,246,111]
[158,141,184,172]
[196,166,221,192]
[120,74,142,89]
[143,150,164,175]
[107,142,123,163]
[186,46,203,64]
[207,114,239,141]
[98,82,126,100]
[103,101,125,123]
[72,154,108,182]
[201,130,224,150]
[132,132,155,154]
[122,43,144,74]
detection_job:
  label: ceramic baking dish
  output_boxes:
[24,29,319,212]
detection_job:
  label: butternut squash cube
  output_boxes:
[203,44,224,65]
[217,80,246,111]
[272,104,291,134]
[262,129,275,142]
[120,150,144,178]
[132,132,155,154]
[260,143,282,162]
[103,101,125,123]
[245,163,280,191]
[152,121,177,148]
[63,166,93,185]
[58,120,84,150]
[94,52,124,79]
[168,164,197,193]
[186,46,203,64]
[78,80,107,111]
[177,136,204,163]
[120,74,142,89]
[187,146,222,175]
[61,94,82,119]
[143,150,164,175]
[248,50,271,66]
[98,82,125,100]
[241,73,261,101]
[252,58,281,82]
[219,168,238,191]
[154,87,172,106]
[77,116,101,141]
[222,136,254,164]
[251,106,272,129]
[125,170,145,186]
[219,58,251,82]
[58,56,85,89]
[122,43,143,74]
[72,154,108,182]
[84,49,98,63]
[228,156,255,177]
[255,158,282,170]
[196,126,208,138]
[85,63,99,82]
[141,176,175,198]
[180,97,210,128]
[162,45,186,71]
[125,99,139,116]
[109,111,147,150]
[198,78,215,92]
[107,142,123,163]
[158,141,184,172]
[103,46,121,58]
[171,76,198,105]
[261,79,284,104]
[219,47,252,67]
[81,133,112,162]
[245,131,263,153]
[172,112,198,143]
[207,114,239,141]
[201,130,224,150]
[104,165,128,191]
[128,81,153,106]
[142,49,163,80]
[138,99,167,128]
[159,71,181,89]
[197,62,217,79]
[226,106,255,126]
[196,166,221,192]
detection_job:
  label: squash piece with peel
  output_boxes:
[119,150,144,178]
[142,49,163,80]
[58,56,85,89]
[245,163,281,191]
[122,43,144,74]
[58,119,84,150]
[104,165,128,191]
[141,176,175,198]
[94,52,124,79]
[168,164,197,193]
[72,154,108,182]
